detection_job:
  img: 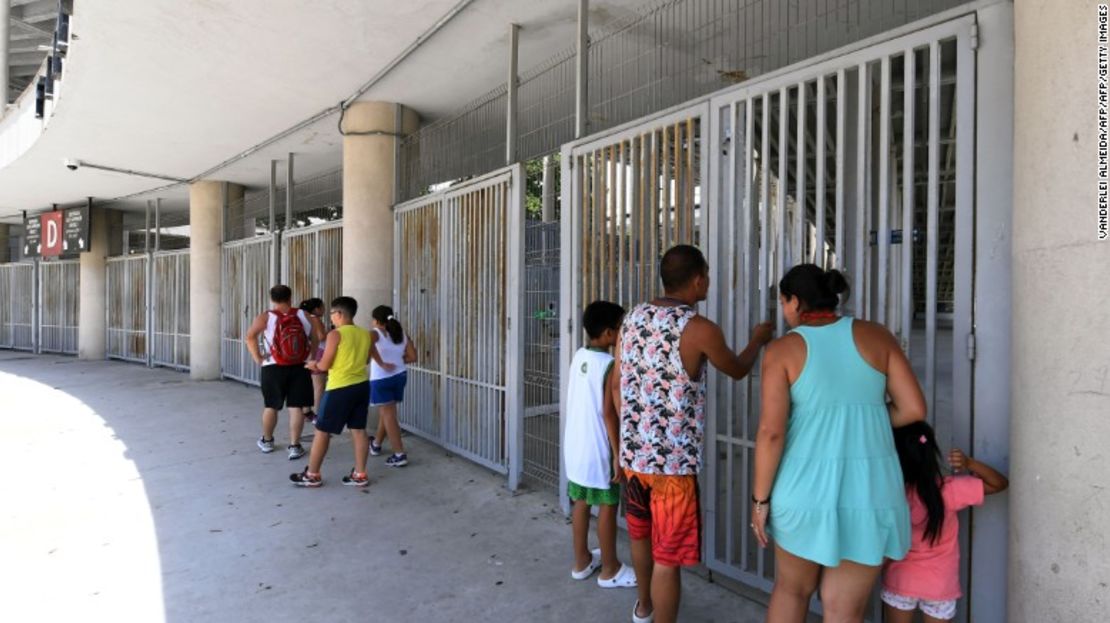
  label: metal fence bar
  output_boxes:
[877,55,892,326]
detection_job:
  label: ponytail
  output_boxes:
[371,305,404,344]
[893,421,947,545]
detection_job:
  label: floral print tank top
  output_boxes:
[619,302,706,476]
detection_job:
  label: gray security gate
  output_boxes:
[106,255,149,363]
[38,260,79,354]
[394,165,525,489]
[560,103,709,506]
[221,235,277,386]
[281,221,342,308]
[703,16,976,602]
[0,262,37,351]
[151,250,190,370]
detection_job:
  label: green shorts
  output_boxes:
[567,479,621,506]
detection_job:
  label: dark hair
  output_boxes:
[330,296,358,319]
[372,305,404,344]
[299,298,325,315]
[660,245,708,292]
[270,285,293,304]
[778,264,850,311]
[582,301,625,339]
[893,421,946,545]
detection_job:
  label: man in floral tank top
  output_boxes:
[616,245,774,623]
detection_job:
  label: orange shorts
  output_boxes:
[623,470,702,567]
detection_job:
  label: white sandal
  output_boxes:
[597,563,637,588]
[570,548,602,580]
[631,600,654,623]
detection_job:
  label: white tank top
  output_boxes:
[370,328,407,380]
[563,347,615,490]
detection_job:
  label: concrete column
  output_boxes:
[340,101,418,318]
[77,207,110,359]
[0,224,11,263]
[0,0,9,107]
[190,181,243,380]
[1010,2,1110,621]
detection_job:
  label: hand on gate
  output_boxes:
[751,322,775,346]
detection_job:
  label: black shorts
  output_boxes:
[260,364,314,410]
[315,382,370,434]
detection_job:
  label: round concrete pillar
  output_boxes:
[78,208,110,359]
[190,181,243,380]
[1010,2,1110,620]
[340,101,419,319]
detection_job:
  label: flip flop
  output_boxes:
[597,563,637,588]
[570,548,602,580]
[631,600,654,623]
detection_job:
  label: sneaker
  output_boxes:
[368,436,382,457]
[341,468,369,487]
[289,467,322,488]
[287,444,306,460]
[257,437,275,453]
[385,453,408,468]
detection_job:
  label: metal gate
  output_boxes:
[106,255,149,363]
[38,260,79,354]
[702,14,976,612]
[281,221,342,308]
[522,219,562,491]
[151,250,190,369]
[0,262,36,351]
[560,103,709,505]
[394,165,525,489]
[221,235,277,385]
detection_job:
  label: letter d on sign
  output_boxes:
[41,211,65,257]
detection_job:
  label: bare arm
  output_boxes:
[245,312,269,365]
[949,449,1009,495]
[602,363,623,483]
[312,331,341,372]
[366,330,390,368]
[403,336,417,364]
[884,328,927,427]
[307,313,325,346]
[751,340,790,547]
[692,319,775,380]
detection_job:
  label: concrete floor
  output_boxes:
[1,352,768,623]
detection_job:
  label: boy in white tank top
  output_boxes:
[564,301,636,589]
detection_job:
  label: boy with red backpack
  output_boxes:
[247,285,325,460]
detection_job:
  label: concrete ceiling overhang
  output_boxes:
[0,0,648,221]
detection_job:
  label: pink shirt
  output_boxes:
[884,476,984,601]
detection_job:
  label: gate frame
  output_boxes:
[105,254,150,364]
[220,233,279,386]
[392,163,526,490]
[151,248,191,370]
[0,261,38,352]
[37,258,79,355]
[558,99,712,514]
[279,219,343,305]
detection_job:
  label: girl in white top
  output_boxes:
[369,305,417,467]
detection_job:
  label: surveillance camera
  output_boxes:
[64,158,80,171]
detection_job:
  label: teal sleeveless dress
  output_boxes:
[768,317,910,567]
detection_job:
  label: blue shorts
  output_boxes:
[315,381,370,434]
[370,372,407,406]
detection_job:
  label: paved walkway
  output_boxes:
[1,352,768,622]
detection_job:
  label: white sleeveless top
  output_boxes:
[370,328,407,380]
[261,308,312,367]
[563,347,615,490]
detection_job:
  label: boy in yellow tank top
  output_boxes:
[291,296,385,487]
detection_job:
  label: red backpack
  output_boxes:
[267,309,311,365]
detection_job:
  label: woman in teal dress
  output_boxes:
[751,265,925,622]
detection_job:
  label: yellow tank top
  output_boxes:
[325,324,370,390]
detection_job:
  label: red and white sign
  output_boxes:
[41,211,64,257]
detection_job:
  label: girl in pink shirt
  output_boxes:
[883,421,1008,622]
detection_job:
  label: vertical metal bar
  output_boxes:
[575,0,589,139]
[541,155,555,222]
[580,155,589,308]
[661,126,672,254]
[286,152,295,234]
[953,30,976,458]
[925,42,940,418]
[835,68,846,269]
[686,117,695,245]
[759,93,770,324]
[878,55,892,327]
[649,130,659,295]
[816,76,827,266]
[154,198,162,252]
[506,23,520,165]
[854,62,869,317]
[617,141,625,303]
[609,145,617,302]
[796,82,807,268]
[269,160,277,233]
[144,201,151,253]
[902,48,916,352]
[776,87,788,334]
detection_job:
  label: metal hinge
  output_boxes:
[969,23,979,50]
[967,332,976,361]
[567,317,573,334]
